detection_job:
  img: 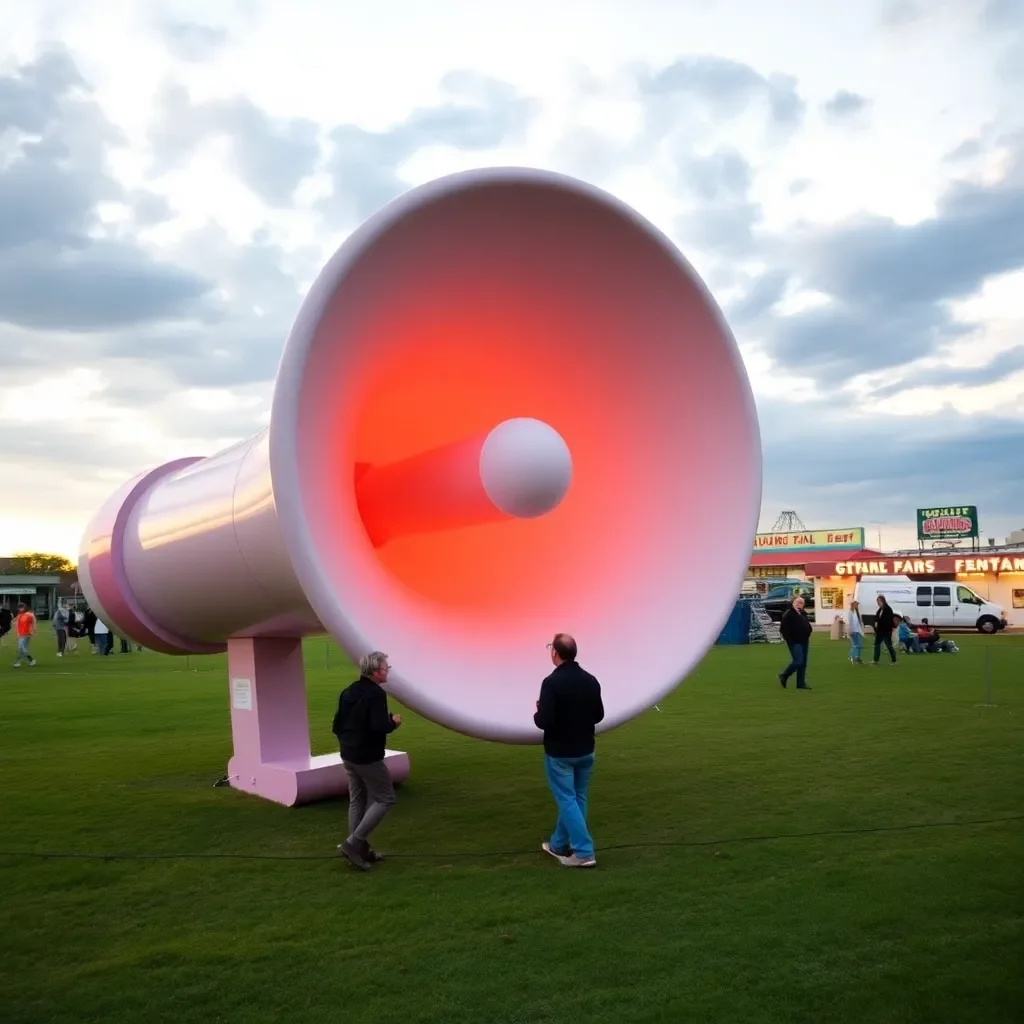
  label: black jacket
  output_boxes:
[533,660,605,758]
[780,607,812,645]
[874,602,896,636]
[332,676,399,764]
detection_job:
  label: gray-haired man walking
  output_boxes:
[332,651,402,871]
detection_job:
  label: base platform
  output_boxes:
[227,748,410,807]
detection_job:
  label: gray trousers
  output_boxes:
[343,760,396,843]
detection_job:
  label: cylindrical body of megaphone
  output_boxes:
[79,416,575,650]
[79,166,762,746]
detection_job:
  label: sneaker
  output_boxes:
[778,673,787,688]
[337,839,371,871]
[358,839,384,863]
[557,853,597,868]
[542,841,570,861]
[12,662,20,668]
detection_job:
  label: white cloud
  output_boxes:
[2,0,1023,559]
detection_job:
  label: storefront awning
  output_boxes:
[749,548,884,569]
[803,553,1024,577]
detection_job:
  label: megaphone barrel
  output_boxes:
[78,166,762,805]
[79,431,320,654]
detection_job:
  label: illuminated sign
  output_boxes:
[954,557,1024,574]
[753,528,864,553]
[805,555,1024,577]
[834,558,940,576]
[916,506,978,541]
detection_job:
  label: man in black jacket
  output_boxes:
[778,595,813,690]
[332,651,402,870]
[533,633,604,868]
[872,595,898,664]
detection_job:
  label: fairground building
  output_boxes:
[746,523,1024,630]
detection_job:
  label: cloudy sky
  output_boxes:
[1,0,1022,560]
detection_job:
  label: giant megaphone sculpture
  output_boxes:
[78,168,762,807]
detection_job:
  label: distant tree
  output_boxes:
[3,552,76,574]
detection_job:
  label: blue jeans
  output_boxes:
[544,753,595,859]
[16,636,33,662]
[849,632,863,660]
[781,642,809,687]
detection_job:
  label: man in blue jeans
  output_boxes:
[778,595,812,690]
[534,633,605,868]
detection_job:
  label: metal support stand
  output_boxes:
[976,646,997,708]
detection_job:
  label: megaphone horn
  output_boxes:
[78,167,762,807]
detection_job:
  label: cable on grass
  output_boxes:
[1,814,1020,863]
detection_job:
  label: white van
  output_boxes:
[855,576,1007,634]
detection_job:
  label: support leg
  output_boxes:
[225,637,410,807]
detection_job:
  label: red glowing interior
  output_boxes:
[348,325,617,617]
[297,174,759,652]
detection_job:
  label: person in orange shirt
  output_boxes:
[13,602,37,667]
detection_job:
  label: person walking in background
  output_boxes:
[534,633,604,869]
[873,595,898,665]
[84,607,97,653]
[332,651,402,871]
[0,604,11,648]
[778,595,813,689]
[12,603,37,667]
[65,607,79,653]
[52,602,69,658]
[848,599,864,664]
[94,617,111,655]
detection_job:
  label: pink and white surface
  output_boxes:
[78,168,762,806]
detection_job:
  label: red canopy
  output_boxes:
[803,552,1024,577]
[749,548,884,568]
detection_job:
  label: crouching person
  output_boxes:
[332,651,402,871]
[895,615,922,653]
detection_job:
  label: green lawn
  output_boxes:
[1,633,1022,1024]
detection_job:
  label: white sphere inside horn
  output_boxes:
[479,418,573,519]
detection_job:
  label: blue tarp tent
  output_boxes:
[716,599,751,645]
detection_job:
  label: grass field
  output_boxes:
[1,632,1022,1024]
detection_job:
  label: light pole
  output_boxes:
[870,521,883,550]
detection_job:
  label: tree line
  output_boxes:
[1,552,76,574]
